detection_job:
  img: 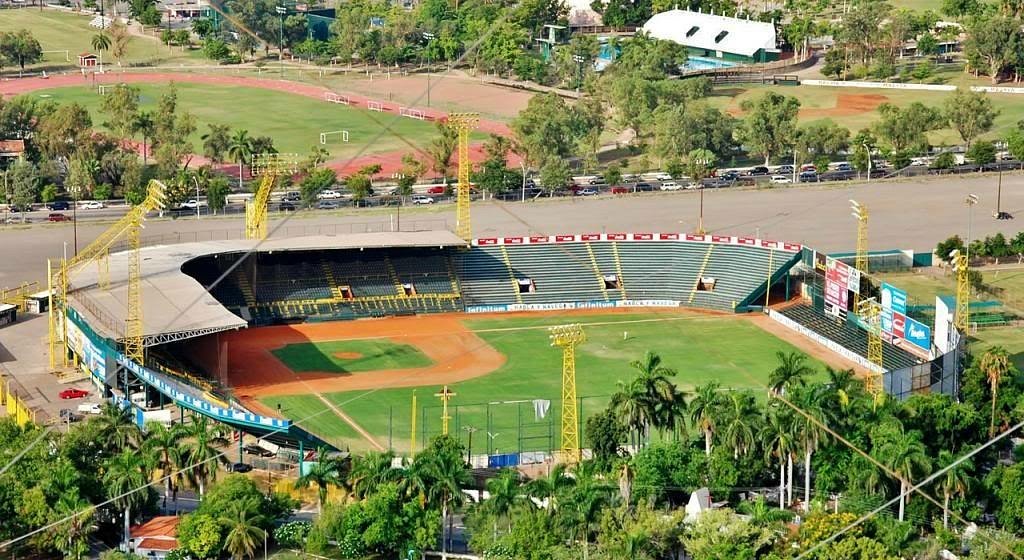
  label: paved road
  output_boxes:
[0,171,1020,288]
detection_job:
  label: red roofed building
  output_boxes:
[78,53,98,67]
[0,140,25,161]
[128,516,180,558]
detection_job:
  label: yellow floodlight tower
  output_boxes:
[48,181,167,369]
[855,297,885,396]
[850,200,868,309]
[434,385,457,436]
[246,153,299,240]
[550,324,586,463]
[447,113,480,242]
[950,249,970,333]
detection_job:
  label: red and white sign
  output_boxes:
[892,312,907,340]
[470,233,803,252]
[824,257,849,318]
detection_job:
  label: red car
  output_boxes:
[59,388,89,400]
[611,186,630,194]
[48,213,72,222]
[426,186,446,194]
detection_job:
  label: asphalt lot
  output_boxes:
[0,171,1020,288]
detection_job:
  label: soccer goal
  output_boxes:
[97,84,115,95]
[323,92,350,105]
[399,107,426,120]
[42,49,70,63]
[367,100,385,112]
[320,130,350,144]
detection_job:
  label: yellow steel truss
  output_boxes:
[856,297,884,396]
[550,324,586,463]
[447,113,480,242]
[952,252,970,333]
[246,153,299,240]
[852,202,869,310]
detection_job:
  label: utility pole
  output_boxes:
[572,54,585,93]
[423,32,435,107]
[276,5,287,77]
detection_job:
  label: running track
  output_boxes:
[0,71,521,177]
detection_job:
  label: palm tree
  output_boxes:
[689,382,723,456]
[790,384,835,511]
[610,378,649,450]
[877,422,931,522]
[94,402,141,451]
[979,346,1014,436]
[132,111,155,164]
[760,406,796,509]
[103,449,151,550]
[719,390,760,459]
[227,129,254,189]
[424,449,472,554]
[484,469,523,535]
[399,454,433,507]
[349,450,398,499]
[91,32,110,69]
[526,462,574,513]
[737,495,794,525]
[295,447,346,513]
[561,464,613,560]
[181,415,228,498]
[219,499,267,560]
[769,351,815,395]
[143,422,186,509]
[53,492,96,560]
[631,351,686,438]
[936,450,972,529]
[824,366,863,412]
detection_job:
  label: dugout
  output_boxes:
[25,291,50,314]
[0,303,16,327]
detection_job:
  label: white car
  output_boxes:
[180,199,207,209]
[659,181,682,191]
[76,403,102,415]
[770,175,792,184]
[317,190,342,199]
[80,201,105,209]
[411,195,434,205]
[685,182,701,190]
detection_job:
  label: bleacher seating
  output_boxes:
[453,247,518,306]
[505,243,609,304]
[779,303,920,370]
[613,241,705,301]
[690,245,778,310]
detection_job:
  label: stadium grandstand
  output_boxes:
[55,229,960,450]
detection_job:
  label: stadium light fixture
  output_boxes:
[423,32,435,107]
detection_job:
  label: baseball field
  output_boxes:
[221,310,848,453]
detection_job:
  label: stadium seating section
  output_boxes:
[778,302,920,370]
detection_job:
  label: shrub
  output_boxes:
[274,520,312,549]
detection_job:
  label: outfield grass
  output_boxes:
[2,9,199,71]
[710,84,1024,146]
[28,83,443,157]
[272,340,432,374]
[262,313,831,454]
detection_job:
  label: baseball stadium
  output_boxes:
[51,176,963,463]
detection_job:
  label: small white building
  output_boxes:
[642,9,780,63]
[127,516,180,559]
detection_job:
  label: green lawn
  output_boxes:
[272,340,432,374]
[263,313,834,454]
[28,83,443,157]
[711,84,1024,146]
[2,9,199,72]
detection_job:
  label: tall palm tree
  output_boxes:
[737,495,794,525]
[219,499,267,560]
[561,464,613,560]
[484,469,523,535]
[53,492,96,560]
[143,422,186,509]
[719,390,760,459]
[181,415,228,498]
[399,454,433,507]
[824,366,863,413]
[610,378,649,450]
[93,402,141,451]
[132,111,155,164]
[295,447,346,513]
[979,346,1014,436]
[631,351,686,439]
[349,450,399,499]
[227,129,254,189]
[526,462,574,513]
[425,449,472,554]
[689,381,723,456]
[760,406,796,509]
[877,422,931,522]
[91,32,110,69]
[769,351,815,395]
[104,449,152,550]
[790,384,835,510]
[936,450,972,529]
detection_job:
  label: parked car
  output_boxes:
[610,186,630,194]
[799,170,819,182]
[746,166,769,176]
[704,178,731,188]
[282,191,301,202]
[228,462,253,473]
[799,163,817,173]
[635,182,655,192]
[243,444,275,457]
[659,181,683,191]
[77,403,102,414]
[47,201,70,211]
[59,388,89,399]
[278,202,296,211]
[775,165,794,175]
[578,187,599,196]
[411,195,434,205]
[426,186,446,194]
[685,182,702,190]
[47,213,72,222]
[80,201,104,210]
[317,200,342,210]
[770,175,792,184]
[720,170,740,181]
[180,199,206,209]
[835,162,852,172]
[317,190,342,199]
[58,408,81,423]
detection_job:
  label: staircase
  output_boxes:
[611,242,627,297]
[384,257,405,297]
[688,244,715,304]
[321,259,344,299]
[500,245,523,305]
[586,243,609,301]
[236,272,257,307]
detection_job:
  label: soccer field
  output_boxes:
[27,82,448,158]
[260,312,831,453]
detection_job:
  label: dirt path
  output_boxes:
[0,71,518,177]
[747,311,869,375]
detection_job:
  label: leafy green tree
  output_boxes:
[295,448,347,513]
[946,88,999,150]
[181,416,228,497]
[685,148,716,185]
[943,0,982,17]
[92,33,111,57]
[511,93,580,170]
[104,449,152,550]
[427,121,458,183]
[738,92,801,166]
[8,158,38,219]
[227,129,253,189]
[345,172,373,201]
[37,102,92,160]
[132,110,155,165]
[482,470,524,535]
[791,384,834,510]
[151,87,197,176]
[965,15,1022,84]
[968,141,997,165]
[143,422,186,508]
[93,402,141,451]
[873,102,943,154]
[349,450,399,499]
[719,390,759,459]
[769,351,814,395]
[52,493,96,560]
[191,18,215,38]
[219,499,266,560]
[526,462,574,514]
[100,85,140,139]
[875,421,931,521]
[936,449,972,529]
[202,38,231,61]
[178,513,224,559]
[0,30,43,73]
[206,177,229,214]
[585,408,625,467]
[816,536,899,560]
[299,167,337,208]
[760,406,797,509]
[680,508,777,560]
[538,158,571,193]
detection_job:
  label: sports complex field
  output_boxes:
[235,310,838,453]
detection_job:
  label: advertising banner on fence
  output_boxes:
[881,282,908,315]
[824,257,849,318]
[904,316,932,352]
